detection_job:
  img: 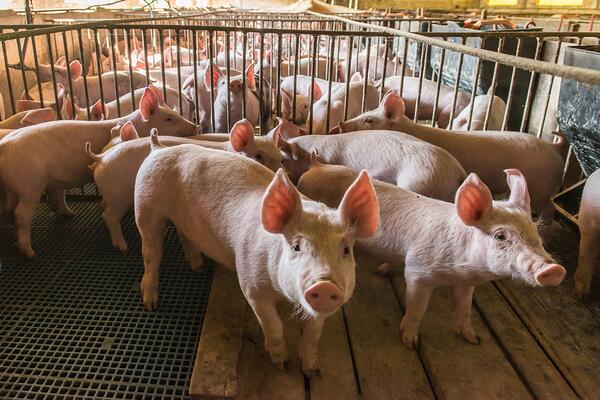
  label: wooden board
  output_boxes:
[496,280,600,400]
[344,254,435,399]
[235,303,306,400]
[190,266,248,399]
[389,271,532,399]
[473,283,577,399]
[310,311,359,400]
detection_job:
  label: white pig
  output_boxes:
[298,163,566,348]
[451,95,506,131]
[0,108,56,131]
[575,169,600,299]
[86,119,283,252]
[0,88,198,257]
[338,91,565,231]
[134,138,379,376]
[270,119,466,202]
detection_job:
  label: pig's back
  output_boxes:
[136,145,273,267]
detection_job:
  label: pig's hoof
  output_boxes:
[140,277,159,311]
[16,242,35,258]
[303,367,321,378]
[400,318,419,350]
[455,327,481,345]
[60,209,76,218]
[189,256,205,271]
[113,240,128,253]
[271,358,289,372]
[574,280,590,300]
[376,263,393,276]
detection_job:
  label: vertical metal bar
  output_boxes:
[362,36,372,113]
[431,47,446,127]
[292,33,300,123]
[77,29,91,120]
[242,31,247,119]
[483,37,504,130]
[325,35,336,133]
[308,34,318,135]
[466,38,486,131]
[159,29,167,103]
[207,30,215,132]
[501,38,522,132]
[379,37,390,102]
[109,29,121,117]
[343,35,353,120]
[15,37,29,104]
[176,29,183,115]
[413,43,428,123]
[275,33,282,116]
[259,31,265,131]
[192,29,200,124]
[31,34,44,108]
[61,32,76,119]
[125,28,136,112]
[399,37,408,96]
[536,36,563,138]
[520,38,543,133]
[225,31,231,132]
[448,36,466,130]
[45,34,61,119]
[93,30,106,118]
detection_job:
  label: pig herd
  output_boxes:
[0,36,596,378]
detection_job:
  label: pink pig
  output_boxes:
[134,136,379,376]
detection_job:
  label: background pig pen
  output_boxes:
[0,6,599,400]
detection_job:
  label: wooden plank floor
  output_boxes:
[190,220,600,400]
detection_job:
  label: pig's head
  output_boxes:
[262,169,379,318]
[205,62,255,98]
[132,87,198,137]
[41,59,83,87]
[281,82,322,125]
[455,169,565,286]
[226,119,283,172]
[268,119,311,183]
[337,90,405,133]
[102,120,140,151]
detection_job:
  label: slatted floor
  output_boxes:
[1,195,599,399]
[192,219,600,400]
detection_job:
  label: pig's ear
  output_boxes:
[139,88,159,120]
[91,100,108,121]
[350,71,362,82]
[339,170,379,237]
[455,173,493,227]
[54,56,67,67]
[245,63,256,90]
[21,90,33,101]
[505,169,531,214]
[229,119,255,151]
[16,100,39,113]
[381,91,405,119]
[309,81,322,102]
[147,84,165,105]
[20,108,55,126]
[261,169,301,233]
[204,64,222,89]
[119,121,139,141]
[69,60,83,80]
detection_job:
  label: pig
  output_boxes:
[72,83,192,122]
[0,108,56,132]
[381,76,471,129]
[310,79,380,135]
[37,59,148,105]
[204,62,268,133]
[86,119,284,253]
[575,169,600,299]
[451,95,506,131]
[134,138,379,377]
[147,65,204,90]
[270,119,466,202]
[340,45,400,82]
[0,88,198,257]
[279,56,334,80]
[281,81,323,126]
[337,91,565,232]
[298,163,566,348]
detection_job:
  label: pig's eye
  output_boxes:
[493,230,507,241]
[291,243,301,252]
[344,246,350,256]
[165,117,173,122]
[255,153,263,163]
[364,117,373,124]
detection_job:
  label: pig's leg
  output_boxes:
[2,190,16,223]
[13,193,40,258]
[46,188,75,217]
[246,296,288,370]
[575,227,600,299]
[101,201,129,253]
[400,279,433,349]
[299,316,325,377]
[139,216,167,311]
[452,286,480,344]
[177,230,204,271]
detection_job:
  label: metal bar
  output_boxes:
[343,35,353,121]
[519,38,543,133]
[176,29,183,116]
[362,36,372,114]
[93,29,106,118]
[109,28,121,117]
[45,33,61,119]
[77,29,91,120]
[1,38,16,115]
[483,37,504,130]
[192,29,200,125]
[225,31,231,132]
[325,35,336,134]
[31,33,44,108]
[501,37,522,132]
[413,42,428,123]
[207,30,215,133]
[125,28,136,112]
[308,34,318,135]
[431,47,446,127]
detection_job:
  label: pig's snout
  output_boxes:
[304,281,344,313]
[230,81,243,93]
[535,263,566,286]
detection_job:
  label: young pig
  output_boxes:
[135,141,379,376]
[338,91,564,231]
[298,163,566,348]
[451,94,506,131]
[271,119,465,202]
[86,119,283,253]
[0,88,198,257]
[575,169,600,299]
[0,108,55,132]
